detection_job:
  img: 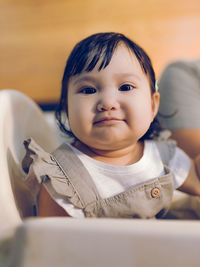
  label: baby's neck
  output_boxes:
[72,141,144,166]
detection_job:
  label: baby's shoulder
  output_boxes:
[22,138,75,198]
[22,138,57,174]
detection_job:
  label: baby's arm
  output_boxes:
[38,185,70,217]
[178,155,200,196]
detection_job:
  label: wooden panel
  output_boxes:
[1,0,200,102]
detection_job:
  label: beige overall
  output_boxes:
[50,142,174,218]
[22,139,200,219]
[22,139,180,219]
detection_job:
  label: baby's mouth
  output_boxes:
[93,117,123,126]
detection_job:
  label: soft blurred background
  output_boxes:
[1,0,200,105]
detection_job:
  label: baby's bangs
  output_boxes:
[85,41,118,72]
[67,36,121,76]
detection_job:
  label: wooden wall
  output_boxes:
[1,0,200,102]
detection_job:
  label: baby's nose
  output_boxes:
[96,96,119,111]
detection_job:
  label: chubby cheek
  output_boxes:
[68,107,82,133]
[68,100,92,137]
[67,99,80,134]
[126,100,154,130]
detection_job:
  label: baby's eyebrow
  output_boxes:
[72,75,97,85]
[114,73,141,81]
[71,72,142,86]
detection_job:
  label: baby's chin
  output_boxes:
[86,138,139,152]
[73,129,143,152]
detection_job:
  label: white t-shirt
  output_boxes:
[52,140,191,218]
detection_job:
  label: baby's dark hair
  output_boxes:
[55,32,162,140]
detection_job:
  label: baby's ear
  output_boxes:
[152,92,160,117]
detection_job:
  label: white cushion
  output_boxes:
[0,89,59,231]
[9,217,200,267]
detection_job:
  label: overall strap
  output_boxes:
[52,143,101,208]
[155,140,176,166]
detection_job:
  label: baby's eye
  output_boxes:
[80,87,96,94]
[119,84,135,91]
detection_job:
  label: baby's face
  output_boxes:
[67,44,159,151]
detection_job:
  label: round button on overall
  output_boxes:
[151,187,160,198]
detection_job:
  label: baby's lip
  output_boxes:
[93,116,122,124]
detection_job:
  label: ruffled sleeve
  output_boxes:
[22,138,78,206]
[21,138,200,219]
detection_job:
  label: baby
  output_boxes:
[23,32,200,218]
